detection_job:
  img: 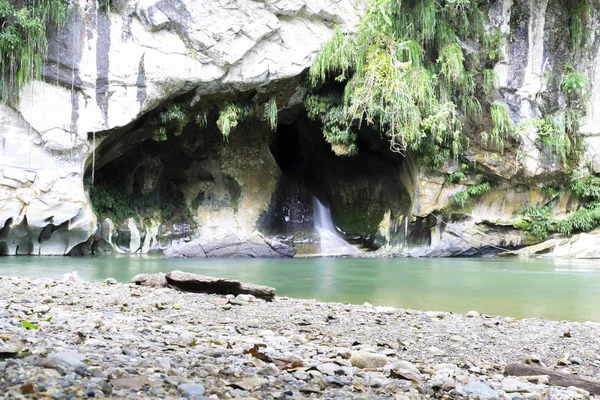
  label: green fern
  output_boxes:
[217,102,253,140]
[266,97,278,131]
[487,101,513,152]
[0,0,67,103]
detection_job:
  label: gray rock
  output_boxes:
[131,273,168,288]
[166,232,296,259]
[569,357,583,365]
[178,383,205,398]
[501,377,533,393]
[43,352,86,370]
[103,278,118,285]
[461,381,499,400]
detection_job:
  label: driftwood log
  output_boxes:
[164,270,276,301]
[505,363,600,395]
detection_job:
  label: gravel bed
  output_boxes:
[1,275,600,399]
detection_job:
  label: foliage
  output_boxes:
[483,69,498,95]
[571,176,600,199]
[195,110,208,129]
[446,171,466,184]
[482,101,513,152]
[307,0,491,157]
[519,116,573,163]
[515,205,553,242]
[482,28,503,62]
[90,184,186,224]
[562,70,591,109]
[570,0,592,51]
[450,182,491,207]
[266,97,278,131]
[515,177,600,242]
[0,0,67,102]
[21,320,39,330]
[152,103,189,141]
[217,102,253,140]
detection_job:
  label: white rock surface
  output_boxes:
[0,0,363,254]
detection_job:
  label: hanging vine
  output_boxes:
[0,0,68,103]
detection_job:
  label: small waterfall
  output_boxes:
[312,197,360,256]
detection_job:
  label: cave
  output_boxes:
[85,88,413,254]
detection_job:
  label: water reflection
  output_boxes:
[1,256,600,322]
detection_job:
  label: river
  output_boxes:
[2,256,600,322]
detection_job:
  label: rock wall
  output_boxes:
[0,0,362,255]
[386,0,600,257]
[2,0,600,257]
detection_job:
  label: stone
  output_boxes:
[501,377,533,393]
[131,273,168,288]
[110,376,150,390]
[43,352,86,371]
[467,310,480,317]
[569,357,583,365]
[461,381,499,400]
[178,383,205,398]
[350,351,388,369]
[425,311,445,319]
[103,278,118,285]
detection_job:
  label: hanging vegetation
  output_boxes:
[0,0,67,103]
[306,0,506,157]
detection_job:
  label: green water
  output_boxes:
[2,256,600,322]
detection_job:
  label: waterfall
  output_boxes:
[312,196,360,256]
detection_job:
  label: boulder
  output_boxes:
[131,273,168,288]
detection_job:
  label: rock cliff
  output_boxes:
[1,0,600,257]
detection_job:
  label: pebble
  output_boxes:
[350,351,388,369]
[178,383,205,398]
[0,276,597,400]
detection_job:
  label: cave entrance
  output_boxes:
[264,113,411,250]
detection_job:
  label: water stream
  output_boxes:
[312,197,360,256]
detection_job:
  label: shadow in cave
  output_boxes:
[263,113,411,250]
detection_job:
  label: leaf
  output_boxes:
[272,358,305,370]
[21,382,35,395]
[389,368,424,383]
[243,344,271,363]
[21,320,38,330]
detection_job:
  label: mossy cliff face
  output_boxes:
[2,0,600,257]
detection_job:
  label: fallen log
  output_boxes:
[164,270,276,301]
[504,363,600,395]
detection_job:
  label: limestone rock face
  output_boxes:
[0,0,362,255]
[165,232,296,259]
[0,104,96,255]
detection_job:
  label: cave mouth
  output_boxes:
[263,113,411,249]
[85,91,411,253]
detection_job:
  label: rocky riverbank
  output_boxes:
[1,275,600,399]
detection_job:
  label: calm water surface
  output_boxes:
[2,256,600,322]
